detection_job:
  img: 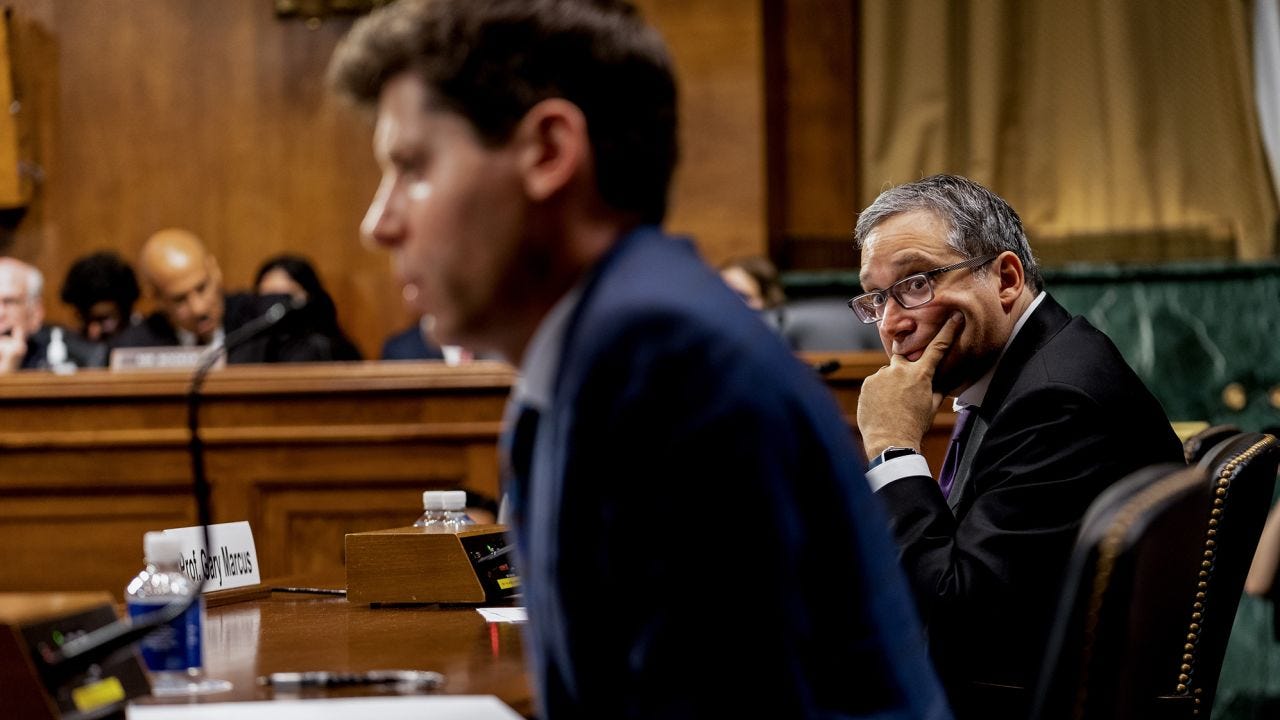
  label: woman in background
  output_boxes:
[254,254,363,361]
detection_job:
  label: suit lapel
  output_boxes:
[948,294,1073,510]
[947,412,989,512]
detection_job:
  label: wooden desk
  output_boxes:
[0,362,515,596]
[0,353,952,597]
[131,588,533,716]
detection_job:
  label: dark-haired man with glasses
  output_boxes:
[852,174,1181,719]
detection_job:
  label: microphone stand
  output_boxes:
[36,300,301,692]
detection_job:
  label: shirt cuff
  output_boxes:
[866,453,933,493]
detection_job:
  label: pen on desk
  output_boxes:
[269,586,348,596]
[258,669,445,690]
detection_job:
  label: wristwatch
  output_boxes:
[868,446,919,470]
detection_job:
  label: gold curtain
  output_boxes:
[861,0,1278,260]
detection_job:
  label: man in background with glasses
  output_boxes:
[852,174,1182,718]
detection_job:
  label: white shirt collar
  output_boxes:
[176,325,225,350]
[954,290,1047,410]
[513,282,587,412]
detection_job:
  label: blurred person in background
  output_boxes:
[59,250,141,344]
[719,255,787,333]
[0,257,107,372]
[255,253,363,361]
[115,228,335,363]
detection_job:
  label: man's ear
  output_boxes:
[994,251,1025,310]
[513,98,589,203]
[207,255,223,290]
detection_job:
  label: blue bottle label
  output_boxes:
[127,599,203,672]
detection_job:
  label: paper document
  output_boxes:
[477,607,527,623]
[128,695,522,719]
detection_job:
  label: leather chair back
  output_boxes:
[1182,424,1240,465]
[1031,432,1279,720]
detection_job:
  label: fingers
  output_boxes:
[0,327,25,373]
[917,312,963,373]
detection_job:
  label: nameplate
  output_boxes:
[161,521,261,591]
[109,345,224,371]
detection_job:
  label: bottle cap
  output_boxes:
[422,491,446,510]
[144,531,181,562]
[442,490,467,511]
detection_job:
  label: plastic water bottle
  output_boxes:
[414,491,448,528]
[441,490,477,531]
[125,532,207,696]
[46,327,75,375]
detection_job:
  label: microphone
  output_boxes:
[814,359,842,375]
[36,297,306,689]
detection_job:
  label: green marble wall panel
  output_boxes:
[785,261,1280,431]
[1047,261,1280,431]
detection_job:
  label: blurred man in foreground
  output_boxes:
[330,1,951,718]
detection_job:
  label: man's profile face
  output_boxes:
[0,265,38,336]
[154,259,223,341]
[859,209,1006,394]
[361,73,527,352]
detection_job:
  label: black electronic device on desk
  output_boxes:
[345,525,520,605]
[0,592,151,719]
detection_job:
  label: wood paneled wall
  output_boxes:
[639,0,767,265]
[764,0,861,271]
[0,0,770,358]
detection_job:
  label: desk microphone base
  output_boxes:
[345,525,519,606]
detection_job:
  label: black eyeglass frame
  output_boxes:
[847,253,1000,324]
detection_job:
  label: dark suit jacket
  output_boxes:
[20,325,108,370]
[877,294,1183,714]
[380,324,445,360]
[111,292,333,364]
[511,226,951,720]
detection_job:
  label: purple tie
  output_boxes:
[938,405,977,499]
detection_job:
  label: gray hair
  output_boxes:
[854,174,1043,292]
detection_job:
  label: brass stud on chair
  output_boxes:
[1174,436,1277,703]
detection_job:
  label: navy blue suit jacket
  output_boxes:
[380,324,445,361]
[510,226,951,720]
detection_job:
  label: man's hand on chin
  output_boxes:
[856,312,963,459]
[0,326,27,373]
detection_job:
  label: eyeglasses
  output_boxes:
[847,254,998,324]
